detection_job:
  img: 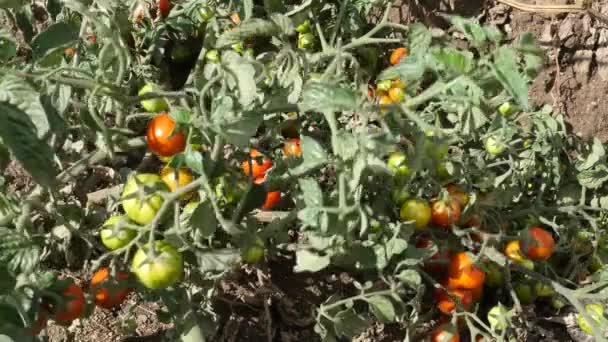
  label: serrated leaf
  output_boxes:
[216,19,279,48]
[300,82,357,112]
[450,16,486,45]
[270,13,294,35]
[579,138,605,170]
[433,48,474,75]
[189,202,217,239]
[299,178,323,207]
[577,165,608,189]
[195,249,240,272]
[0,29,17,61]
[408,23,431,56]
[0,228,42,273]
[0,103,57,188]
[300,135,327,165]
[224,53,257,107]
[31,22,79,60]
[294,249,330,272]
[367,296,396,323]
[0,76,52,138]
[378,55,426,83]
[333,308,370,338]
[492,46,529,110]
[396,269,421,288]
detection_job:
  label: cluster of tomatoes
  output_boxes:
[371,47,408,108]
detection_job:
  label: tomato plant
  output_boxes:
[387,151,410,178]
[389,47,408,65]
[435,287,473,314]
[446,252,486,290]
[132,240,183,289]
[146,113,186,157]
[283,138,302,158]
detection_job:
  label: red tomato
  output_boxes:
[146,113,186,157]
[53,283,85,323]
[254,176,281,210]
[447,252,486,290]
[390,47,408,65]
[431,200,461,229]
[416,236,449,274]
[471,285,483,302]
[241,149,273,178]
[283,138,302,157]
[435,287,473,314]
[90,267,131,309]
[158,0,171,17]
[446,184,469,207]
[521,227,555,261]
[431,324,460,342]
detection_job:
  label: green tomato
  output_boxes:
[436,162,451,180]
[205,49,220,63]
[534,281,554,297]
[523,139,533,149]
[588,254,604,274]
[514,282,536,305]
[498,102,519,116]
[122,173,167,225]
[485,136,505,155]
[577,303,605,335]
[399,199,431,230]
[242,246,265,264]
[231,41,244,53]
[551,297,566,310]
[297,33,315,50]
[198,6,214,21]
[487,304,510,332]
[484,263,504,288]
[132,240,183,289]
[243,48,255,58]
[387,152,410,178]
[376,79,392,92]
[424,138,449,160]
[138,84,169,113]
[100,215,137,250]
[392,186,409,206]
[295,19,310,34]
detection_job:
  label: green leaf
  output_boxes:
[300,82,357,112]
[578,138,605,170]
[396,269,421,288]
[299,178,323,207]
[217,115,261,148]
[367,296,396,323]
[0,29,17,61]
[0,0,25,8]
[378,55,426,83]
[185,149,204,175]
[0,228,42,274]
[333,308,370,338]
[170,109,192,125]
[577,165,608,189]
[30,22,79,60]
[14,9,33,43]
[301,135,328,165]
[224,53,258,107]
[0,103,57,188]
[0,265,15,293]
[46,0,63,20]
[408,23,432,56]
[492,46,529,110]
[333,131,358,161]
[433,48,474,76]
[216,19,280,48]
[294,249,330,272]
[270,13,294,35]
[189,202,217,239]
[450,16,487,46]
[195,249,240,272]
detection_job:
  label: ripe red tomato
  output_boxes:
[431,200,461,229]
[390,47,408,65]
[521,227,555,261]
[90,267,131,309]
[447,252,486,290]
[147,113,186,157]
[283,138,302,158]
[241,149,273,178]
[416,236,449,274]
[254,176,281,210]
[158,0,170,17]
[435,287,473,314]
[431,324,460,342]
[53,282,85,323]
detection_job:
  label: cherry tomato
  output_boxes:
[205,49,220,63]
[392,185,410,206]
[376,79,393,92]
[87,35,97,43]
[498,102,519,116]
[378,95,393,109]
[254,176,281,210]
[485,136,505,155]
[416,236,449,274]
[100,215,137,250]
[198,6,214,21]
[90,267,131,309]
[388,86,405,102]
[446,184,469,207]
[484,262,503,288]
[435,287,473,314]
[161,167,194,200]
[521,227,555,261]
[431,324,460,342]
[447,252,486,290]
[400,199,431,230]
[132,240,183,289]
[390,47,408,65]
[534,281,554,297]
[241,149,273,178]
[122,173,167,225]
[551,297,566,310]
[576,303,604,335]
[504,240,525,263]
[53,282,85,323]
[283,138,302,158]
[295,19,311,33]
[392,78,405,89]
[146,113,186,157]
[230,12,241,25]
[64,47,76,56]
[387,152,410,178]
[514,282,536,305]
[431,200,461,229]
[139,84,169,113]
[298,32,315,50]
[158,0,171,17]
[424,138,449,160]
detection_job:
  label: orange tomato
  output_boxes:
[521,227,555,261]
[388,86,404,102]
[53,283,85,323]
[241,149,273,178]
[431,324,460,342]
[283,138,302,157]
[254,176,281,210]
[435,287,473,314]
[146,113,186,157]
[64,47,76,56]
[161,167,194,199]
[90,267,132,309]
[378,95,393,108]
[230,12,241,24]
[390,47,408,65]
[446,184,470,207]
[431,200,461,229]
[504,240,525,263]
[447,252,486,290]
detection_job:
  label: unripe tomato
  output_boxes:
[53,283,85,323]
[577,303,604,335]
[504,240,525,263]
[551,297,566,309]
[534,281,554,297]
[424,138,449,160]
[521,227,555,261]
[446,184,469,207]
[100,215,137,250]
[139,84,169,113]
[283,138,302,158]
[400,199,431,229]
[254,176,281,210]
[498,102,519,116]
[90,267,131,309]
[391,185,409,206]
[231,41,245,53]
[387,152,410,178]
[392,78,405,89]
[484,262,504,288]
[514,282,536,305]
[146,113,186,157]
[198,6,214,21]
[205,49,220,63]
[161,167,194,200]
[158,0,170,17]
[295,19,311,33]
[390,47,408,65]
[298,32,315,50]
[485,136,505,155]
[431,200,461,229]
[132,240,183,289]
[241,149,273,178]
[376,79,393,92]
[242,246,265,263]
[431,324,460,342]
[447,252,486,289]
[388,86,405,102]
[122,173,167,225]
[435,287,473,314]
